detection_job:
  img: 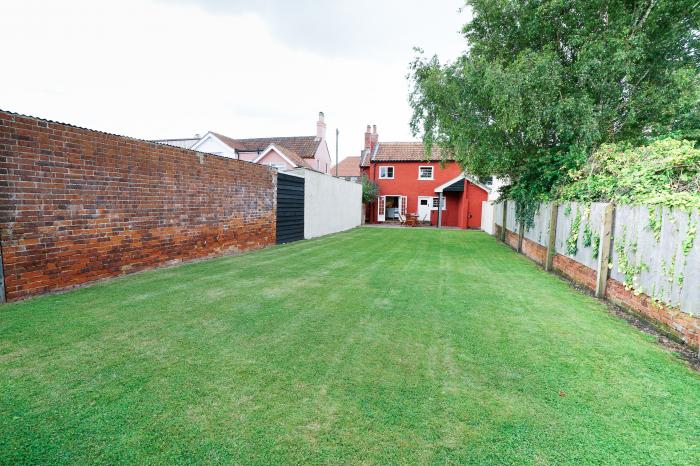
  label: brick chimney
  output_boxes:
[316,111,326,140]
[364,124,379,154]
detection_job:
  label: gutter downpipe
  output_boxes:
[437,192,444,228]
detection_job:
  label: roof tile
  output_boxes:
[331,156,361,177]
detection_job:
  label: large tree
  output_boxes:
[410,0,700,222]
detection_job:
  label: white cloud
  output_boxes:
[0,0,469,161]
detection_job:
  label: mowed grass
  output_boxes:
[1,228,699,465]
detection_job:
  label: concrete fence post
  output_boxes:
[517,222,525,252]
[595,203,615,298]
[545,203,559,272]
[500,200,507,242]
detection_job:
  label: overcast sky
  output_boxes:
[1,0,469,160]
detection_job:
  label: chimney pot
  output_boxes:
[372,125,377,134]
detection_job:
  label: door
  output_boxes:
[400,196,407,219]
[377,196,386,222]
[276,173,305,244]
[417,197,431,222]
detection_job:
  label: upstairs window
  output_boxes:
[379,166,394,179]
[418,166,434,180]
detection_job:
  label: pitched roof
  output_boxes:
[375,142,449,161]
[331,156,361,177]
[212,132,321,159]
[256,144,310,168]
[361,142,453,167]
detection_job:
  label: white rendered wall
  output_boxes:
[287,168,362,239]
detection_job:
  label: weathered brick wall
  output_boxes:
[504,229,547,266]
[0,111,276,301]
[552,253,597,291]
[499,227,699,348]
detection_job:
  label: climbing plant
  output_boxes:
[566,206,582,256]
[682,220,697,256]
[647,208,664,242]
[592,233,601,259]
[613,235,649,294]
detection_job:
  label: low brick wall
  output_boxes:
[499,227,699,349]
[502,228,547,266]
[553,253,597,291]
[0,111,277,301]
[606,279,699,347]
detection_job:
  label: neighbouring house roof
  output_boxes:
[151,137,200,150]
[212,132,322,159]
[331,156,361,177]
[253,143,310,168]
[360,142,453,167]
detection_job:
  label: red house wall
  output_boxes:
[361,161,488,228]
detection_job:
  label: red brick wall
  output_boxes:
[0,111,277,301]
[553,253,597,291]
[498,227,699,348]
[503,229,547,266]
[606,279,700,348]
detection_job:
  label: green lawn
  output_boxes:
[1,228,698,464]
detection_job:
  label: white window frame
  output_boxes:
[418,166,434,180]
[432,197,446,211]
[379,166,395,179]
[267,162,286,170]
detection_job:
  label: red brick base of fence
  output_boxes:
[497,226,700,349]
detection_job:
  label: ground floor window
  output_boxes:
[432,197,446,210]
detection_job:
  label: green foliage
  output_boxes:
[409,0,700,223]
[583,223,593,248]
[592,233,601,259]
[682,220,697,256]
[582,206,592,247]
[361,175,379,204]
[614,231,649,293]
[647,208,664,242]
[560,139,700,210]
[566,206,582,255]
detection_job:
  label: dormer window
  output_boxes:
[379,166,394,179]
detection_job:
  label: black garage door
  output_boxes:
[276,173,305,244]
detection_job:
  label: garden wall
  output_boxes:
[287,168,362,239]
[494,201,700,349]
[0,110,277,301]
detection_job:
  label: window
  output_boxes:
[419,198,429,206]
[418,166,434,180]
[379,166,394,179]
[268,163,286,170]
[432,197,446,210]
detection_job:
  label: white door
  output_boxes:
[377,196,386,222]
[417,197,432,222]
[400,196,407,219]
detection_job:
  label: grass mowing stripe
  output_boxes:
[0,228,698,464]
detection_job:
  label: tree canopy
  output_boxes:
[409,0,700,222]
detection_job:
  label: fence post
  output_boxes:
[545,203,558,272]
[517,222,524,252]
[500,200,507,242]
[595,203,615,298]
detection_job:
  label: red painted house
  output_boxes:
[360,125,490,229]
